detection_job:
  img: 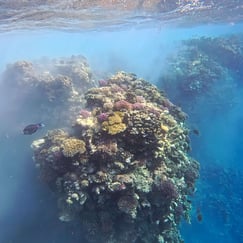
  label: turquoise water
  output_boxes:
[0,8,243,243]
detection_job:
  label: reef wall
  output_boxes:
[159,35,243,113]
[32,71,199,243]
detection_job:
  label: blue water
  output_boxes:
[0,23,243,243]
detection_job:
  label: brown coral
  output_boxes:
[117,194,138,219]
[61,138,86,157]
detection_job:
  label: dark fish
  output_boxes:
[196,207,203,222]
[192,129,200,136]
[197,213,203,222]
[23,123,45,135]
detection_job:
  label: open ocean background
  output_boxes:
[0,1,243,243]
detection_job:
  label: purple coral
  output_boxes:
[98,79,108,87]
[80,109,91,118]
[184,167,199,188]
[159,180,178,201]
[97,112,109,122]
[114,100,132,110]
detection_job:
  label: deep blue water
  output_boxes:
[0,23,243,243]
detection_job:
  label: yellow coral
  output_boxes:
[62,138,86,157]
[76,116,96,128]
[102,112,126,135]
[161,124,169,133]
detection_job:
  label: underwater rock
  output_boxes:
[32,71,199,243]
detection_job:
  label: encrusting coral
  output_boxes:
[32,71,199,243]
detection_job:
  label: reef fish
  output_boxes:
[23,123,45,135]
[192,129,200,136]
[196,207,203,222]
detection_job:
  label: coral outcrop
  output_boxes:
[0,55,95,127]
[32,71,199,243]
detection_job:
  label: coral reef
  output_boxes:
[61,138,86,157]
[159,35,243,112]
[101,112,127,135]
[32,71,199,243]
[0,55,95,127]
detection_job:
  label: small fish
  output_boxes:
[192,129,200,136]
[197,212,203,222]
[23,123,45,135]
[196,207,203,222]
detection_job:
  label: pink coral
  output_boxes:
[80,109,91,118]
[136,96,146,103]
[114,100,132,110]
[98,79,108,87]
[97,112,109,122]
